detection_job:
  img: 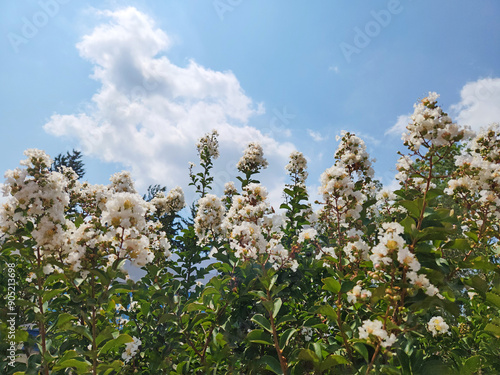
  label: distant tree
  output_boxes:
[143,184,166,202]
[51,149,85,179]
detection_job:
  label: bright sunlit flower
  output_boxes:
[427,316,450,336]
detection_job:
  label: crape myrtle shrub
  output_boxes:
[1,93,499,374]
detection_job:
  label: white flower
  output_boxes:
[301,327,313,341]
[237,142,268,173]
[297,228,318,243]
[110,171,136,193]
[194,194,226,245]
[397,247,421,272]
[151,186,185,216]
[358,319,396,348]
[196,130,219,159]
[286,151,308,186]
[121,336,141,363]
[427,316,450,336]
[347,284,371,304]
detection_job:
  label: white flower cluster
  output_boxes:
[343,238,370,263]
[358,319,397,348]
[194,183,298,271]
[427,316,450,336]
[1,149,171,276]
[334,131,375,179]
[196,130,219,160]
[121,336,141,363]
[150,186,185,216]
[194,194,226,245]
[445,124,500,222]
[402,92,474,152]
[285,151,308,187]
[236,142,269,174]
[1,149,71,255]
[318,165,366,224]
[370,223,406,268]
[347,283,372,304]
[110,171,137,193]
[370,222,442,298]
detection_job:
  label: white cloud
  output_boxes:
[307,129,326,142]
[450,77,500,131]
[385,114,411,137]
[44,7,295,206]
[354,131,381,147]
[328,65,339,73]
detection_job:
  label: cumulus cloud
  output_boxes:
[450,77,500,130]
[44,7,295,206]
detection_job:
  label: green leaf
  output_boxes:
[425,188,444,202]
[98,334,133,354]
[186,302,206,312]
[69,325,92,341]
[279,328,297,349]
[276,314,296,327]
[399,199,423,218]
[90,269,110,285]
[273,298,282,318]
[260,355,283,375]
[158,313,177,324]
[486,292,500,309]
[322,277,341,293]
[96,326,114,347]
[55,313,78,329]
[317,305,337,320]
[460,356,483,375]
[246,329,274,345]
[464,275,488,295]
[443,238,470,250]
[353,342,369,363]
[53,358,91,373]
[298,349,319,362]
[340,280,356,294]
[465,231,478,243]
[42,288,66,303]
[251,314,272,332]
[320,355,350,371]
[484,323,500,337]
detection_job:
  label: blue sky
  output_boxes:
[1,0,500,206]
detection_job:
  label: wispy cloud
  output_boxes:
[307,129,326,142]
[328,65,339,73]
[385,114,411,137]
[43,7,295,206]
